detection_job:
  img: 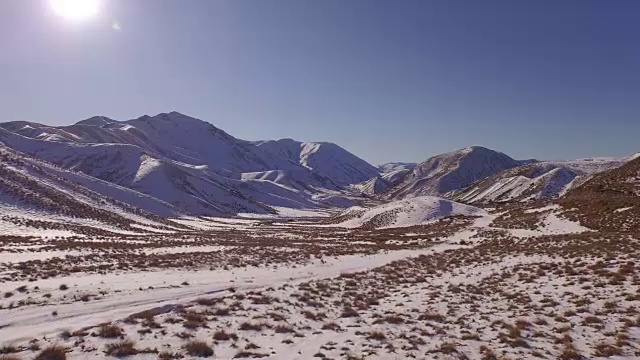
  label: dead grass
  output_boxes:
[96,323,124,339]
[183,340,214,357]
[157,351,181,360]
[0,355,23,360]
[34,345,68,360]
[213,329,238,341]
[104,339,139,357]
[233,351,269,358]
[238,321,269,331]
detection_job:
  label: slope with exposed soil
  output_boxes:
[559,156,640,232]
[453,157,628,204]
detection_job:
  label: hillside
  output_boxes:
[0,113,340,189]
[255,138,380,186]
[335,196,487,229]
[386,146,523,199]
[352,176,391,195]
[559,156,640,232]
[378,162,417,173]
[353,168,412,196]
[453,157,628,204]
[0,142,186,235]
[0,113,378,216]
[0,129,317,216]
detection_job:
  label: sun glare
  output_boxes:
[50,0,100,21]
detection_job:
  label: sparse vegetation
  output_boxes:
[183,340,214,357]
[104,339,139,357]
[34,345,67,360]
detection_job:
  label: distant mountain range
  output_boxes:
[0,111,637,223]
[0,112,377,217]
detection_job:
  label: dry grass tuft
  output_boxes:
[183,340,214,358]
[104,339,138,357]
[34,345,68,360]
[96,323,125,339]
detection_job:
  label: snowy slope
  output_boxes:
[255,138,380,186]
[352,176,391,195]
[0,142,188,235]
[0,113,339,189]
[387,146,523,199]
[0,113,369,216]
[0,129,331,215]
[453,157,629,204]
[378,162,417,173]
[336,196,487,229]
[353,168,412,196]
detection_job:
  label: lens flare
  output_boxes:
[50,0,100,21]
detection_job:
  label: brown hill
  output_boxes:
[559,156,640,232]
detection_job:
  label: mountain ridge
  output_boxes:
[0,112,378,216]
[385,146,525,199]
[1,112,636,218]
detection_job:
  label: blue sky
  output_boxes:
[1,0,639,164]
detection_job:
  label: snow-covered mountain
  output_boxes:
[453,157,628,204]
[335,196,487,229]
[0,127,329,215]
[254,138,380,187]
[385,146,524,199]
[1,113,329,181]
[2,112,636,220]
[0,112,379,216]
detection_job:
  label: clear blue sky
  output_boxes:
[1,0,639,164]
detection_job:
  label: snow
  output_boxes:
[0,203,144,236]
[390,146,523,199]
[454,156,630,204]
[0,113,384,217]
[524,204,560,213]
[505,212,590,238]
[133,155,162,183]
[336,196,487,229]
[0,250,90,263]
[0,246,445,344]
[239,207,332,219]
[377,162,417,173]
[255,138,380,186]
[352,176,386,195]
[0,218,77,238]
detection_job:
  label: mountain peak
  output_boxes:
[461,145,504,155]
[127,112,232,137]
[135,111,201,123]
[255,138,379,186]
[387,146,521,198]
[75,116,117,127]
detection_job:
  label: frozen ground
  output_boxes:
[1,206,638,359]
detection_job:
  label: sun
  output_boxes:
[50,0,100,21]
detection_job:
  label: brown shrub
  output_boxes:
[34,345,68,360]
[213,329,238,341]
[158,351,181,360]
[96,323,124,339]
[104,340,138,357]
[183,341,214,357]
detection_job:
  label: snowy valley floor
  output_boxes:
[1,210,640,359]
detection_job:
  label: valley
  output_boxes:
[0,113,639,359]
